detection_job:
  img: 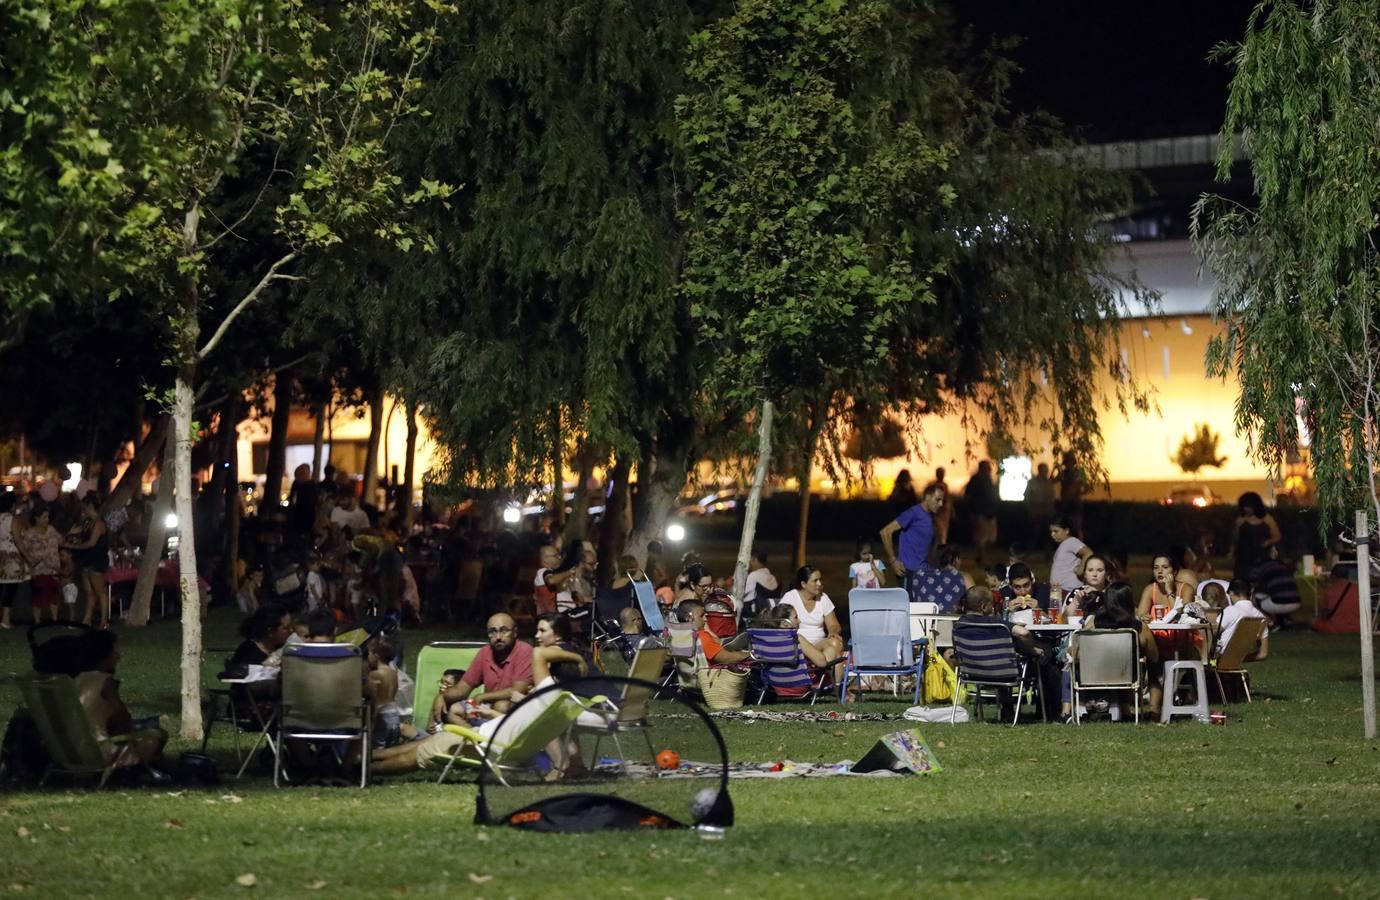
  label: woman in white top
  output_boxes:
[779,566,845,684]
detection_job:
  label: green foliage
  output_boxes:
[0,0,454,324]
[1174,422,1229,475]
[1193,0,1380,519]
[675,0,953,409]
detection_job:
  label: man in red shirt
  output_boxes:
[427,613,534,726]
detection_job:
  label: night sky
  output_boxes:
[957,1,1260,142]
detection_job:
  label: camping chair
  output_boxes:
[666,623,701,693]
[843,588,926,703]
[17,673,164,788]
[275,644,371,788]
[411,641,488,732]
[591,586,631,654]
[950,620,1037,726]
[436,687,609,786]
[745,628,839,705]
[630,575,667,633]
[1211,618,1266,702]
[578,646,670,762]
[1071,629,1142,724]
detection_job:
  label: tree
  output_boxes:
[1174,423,1228,476]
[1193,0,1380,523]
[1,0,453,739]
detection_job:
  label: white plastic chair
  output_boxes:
[1071,629,1141,724]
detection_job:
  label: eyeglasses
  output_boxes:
[696,581,713,589]
[486,626,514,635]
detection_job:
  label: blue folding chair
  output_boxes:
[842,588,926,703]
[746,628,836,705]
[629,576,667,633]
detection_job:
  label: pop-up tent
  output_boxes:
[472,675,732,832]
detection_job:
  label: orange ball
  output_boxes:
[655,749,680,770]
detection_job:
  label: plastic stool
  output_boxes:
[1160,660,1210,723]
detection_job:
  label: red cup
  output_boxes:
[1209,712,1226,726]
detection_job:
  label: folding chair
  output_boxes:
[215,665,282,779]
[746,628,838,705]
[27,622,97,676]
[629,575,667,633]
[930,615,958,654]
[666,623,700,693]
[950,620,1037,726]
[436,688,609,785]
[843,588,926,703]
[1071,628,1142,724]
[411,641,487,732]
[17,673,164,788]
[1211,618,1266,702]
[579,647,670,762]
[275,644,371,788]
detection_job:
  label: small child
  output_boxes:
[368,637,403,749]
[305,557,325,612]
[59,550,78,621]
[849,540,887,589]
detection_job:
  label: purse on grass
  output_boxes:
[922,651,965,705]
[697,667,748,710]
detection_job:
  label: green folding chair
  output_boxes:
[17,673,163,788]
[436,688,610,786]
[412,641,487,732]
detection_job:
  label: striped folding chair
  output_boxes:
[745,628,835,705]
[950,620,1037,726]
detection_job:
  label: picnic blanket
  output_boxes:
[707,709,907,724]
[596,730,941,779]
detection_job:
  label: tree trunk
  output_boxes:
[361,387,384,507]
[562,443,598,544]
[101,416,169,517]
[597,454,632,583]
[793,402,826,570]
[262,370,293,508]
[174,363,204,741]
[127,435,175,627]
[549,408,565,533]
[626,416,695,558]
[402,400,418,532]
[734,400,775,602]
[310,401,326,479]
[220,395,243,595]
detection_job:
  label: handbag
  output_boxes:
[697,666,748,710]
[922,651,965,705]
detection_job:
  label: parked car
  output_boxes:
[1162,484,1219,507]
[677,488,742,517]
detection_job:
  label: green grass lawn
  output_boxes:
[2,598,1378,898]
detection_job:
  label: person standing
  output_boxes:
[879,482,947,601]
[1023,462,1056,538]
[965,461,999,565]
[926,467,954,545]
[1231,491,1281,583]
[886,469,917,510]
[0,493,31,629]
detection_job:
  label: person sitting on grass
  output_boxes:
[76,630,169,782]
[371,643,589,775]
[427,612,533,728]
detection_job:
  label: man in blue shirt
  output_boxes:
[879,482,947,602]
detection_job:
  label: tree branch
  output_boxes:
[197,251,301,361]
